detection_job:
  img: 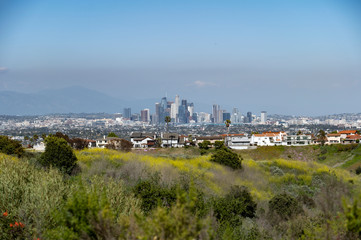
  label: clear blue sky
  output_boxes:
[0,0,360,115]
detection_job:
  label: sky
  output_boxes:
[0,0,361,115]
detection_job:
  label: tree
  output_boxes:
[165,116,171,132]
[39,136,77,174]
[54,132,71,143]
[106,138,133,152]
[198,140,211,150]
[41,133,47,140]
[210,148,242,170]
[70,138,89,150]
[33,134,39,141]
[0,135,24,157]
[214,141,225,150]
[317,130,327,146]
[213,186,257,226]
[268,193,302,221]
[297,130,302,135]
[107,132,118,138]
[225,119,231,134]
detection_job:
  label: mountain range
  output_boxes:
[0,87,155,115]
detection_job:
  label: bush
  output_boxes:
[0,135,24,157]
[133,179,177,213]
[39,136,78,174]
[356,166,361,175]
[214,141,225,150]
[198,140,211,150]
[268,193,303,221]
[213,186,256,226]
[210,148,242,170]
[45,182,120,240]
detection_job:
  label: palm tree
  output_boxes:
[225,119,231,147]
[317,129,327,146]
[225,119,231,134]
[165,116,171,132]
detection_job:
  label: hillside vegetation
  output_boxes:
[1,145,361,239]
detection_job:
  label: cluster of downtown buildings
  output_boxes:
[122,95,268,125]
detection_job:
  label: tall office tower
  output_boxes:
[223,112,231,121]
[170,103,177,120]
[178,99,189,123]
[218,109,224,123]
[160,97,168,124]
[123,108,131,119]
[231,108,239,123]
[192,113,198,123]
[212,104,220,123]
[188,102,194,116]
[175,95,180,114]
[155,103,160,124]
[247,112,252,123]
[140,109,150,122]
[261,111,267,124]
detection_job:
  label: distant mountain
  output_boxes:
[0,87,125,115]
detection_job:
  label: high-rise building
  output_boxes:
[231,108,240,123]
[170,103,177,120]
[212,104,220,123]
[175,95,180,114]
[155,103,160,124]
[246,112,252,123]
[261,111,267,124]
[123,108,131,119]
[223,112,231,121]
[141,109,150,122]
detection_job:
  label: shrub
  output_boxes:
[39,136,78,174]
[268,193,303,221]
[213,186,257,226]
[133,179,177,213]
[210,148,242,170]
[119,190,215,240]
[0,135,24,157]
[45,182,119,240]
[356,166,361,175]
[198,140,211,150]
[214,141,225,150]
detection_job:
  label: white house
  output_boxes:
[226,134,252,150]
[283,135,312,146]
[251,132,284,146]
[161,133,183,148]
[326,134,341,144]
[130,132,156,148]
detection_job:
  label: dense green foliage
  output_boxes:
[0,135,24,157]
[39,136,78,174]
[268,193,303,221]
[213,186,256,226]
[210,147,242,169]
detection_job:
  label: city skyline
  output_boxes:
[0,1,361,115]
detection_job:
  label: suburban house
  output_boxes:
[225,134,252,150]
[161,133,183,148]
[283,134,312,146]
[343,134,361,144]
[326,134,341,144]
[195,135,224,146]
[95,136,122,148]
[339,130,358,140]
[130,132,156,148]
[251,132,285,146]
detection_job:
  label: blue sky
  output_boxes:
[0,0,360,115]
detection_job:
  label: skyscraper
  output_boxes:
[123,108,131,119]
[212,104,220,123]
[261,111,267,124]
[141,109,150,122]
[247,112,252,123]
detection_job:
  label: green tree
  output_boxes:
[39,136,77,175]
[33,134,39,141]
[268,193,302,221]
[213,186,257,226]
[210,148,242,170]
[317,130,327,146]
[225,119,231,134]
[165,116,171,132]
[214,141,225,150]
[107,132,118,137]
[198,140,211,150]
[0,136,24,157]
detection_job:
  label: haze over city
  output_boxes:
[0,0,361,115]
